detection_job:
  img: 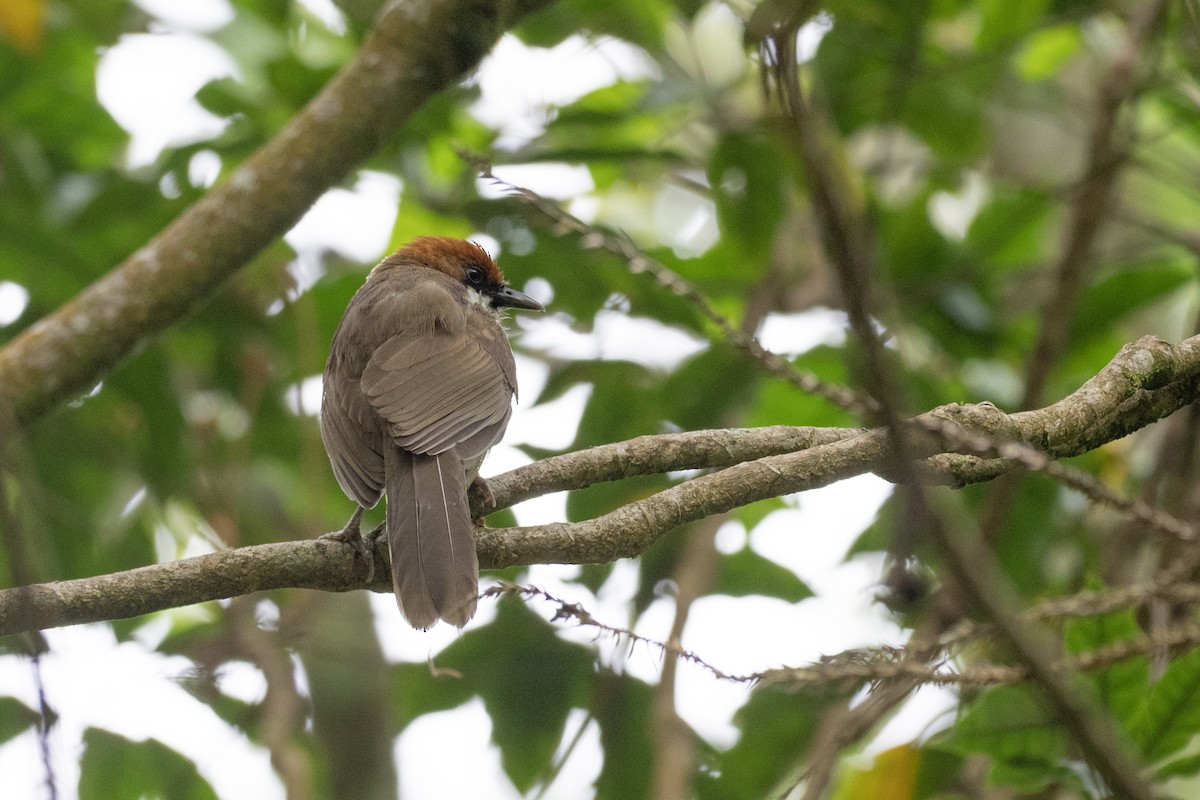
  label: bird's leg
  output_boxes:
[468,475,495,527]
[320,506,375,583]
[323,505,365,541]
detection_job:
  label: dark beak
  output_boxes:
[491,284,545,312]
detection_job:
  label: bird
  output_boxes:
[319,237,543,629]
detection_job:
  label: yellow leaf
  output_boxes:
[0,0,45,53]
[832,744,920,800]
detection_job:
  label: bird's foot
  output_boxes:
[468,475,495,527]
[320,507,375,583]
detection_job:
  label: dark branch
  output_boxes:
[0,0,555,427]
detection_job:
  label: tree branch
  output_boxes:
[0,0,555,427]
[479,425,857,513]
[1020,0,1169,409]
[1,334,1197,635]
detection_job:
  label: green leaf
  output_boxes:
[552,360,673,524]
[1070,260,1194,347]
[734,495,785,533]
[976,0,1051,49]
[79,729,218,800]
[429,598,597,792]
[912,746,967,798]
[988,478,1061,596]
[938,684,1066,793]
[0,696,39,747]
[516,80,688,166]
[965,188,1055,274]
[1156,751,1200,782]
[593,671,655,800]
[1014,23,1081,80]
[698,683,848,800]
[390,661,474,732]
[1063,605,1148,729]
[1132,648,1200,763]
[713,547,812,602]
[517,0,670,50]
[660,345,760,431]
[745,346,856,430]
[708,132,789,263]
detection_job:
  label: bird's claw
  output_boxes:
[320,507,376,584]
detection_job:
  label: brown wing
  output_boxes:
[320,360,386,508]
[361,310,517,458]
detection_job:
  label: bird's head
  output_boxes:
[377,237,544,312]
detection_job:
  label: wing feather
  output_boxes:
[362,312,517,456]
[320,378,385,507]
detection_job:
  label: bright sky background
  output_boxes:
[0,2,961,798]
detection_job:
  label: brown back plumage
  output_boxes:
[320,238,529,629]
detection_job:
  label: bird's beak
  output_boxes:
[491,285,545,312]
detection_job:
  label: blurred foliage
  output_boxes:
[2,0,1200,798]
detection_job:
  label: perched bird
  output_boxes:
[320,237,543,629]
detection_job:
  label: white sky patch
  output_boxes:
[501,355,585,453]
[476,354,587,528]
[0,281,30,326]
[295,0,346,34]
[520,310,708,370]
[664,2,747,88]
[714,519,748,553]
[928,170,989,241]
[96,33,238,167]
[544,709,603,796]
[283,171,403,304]
[505,381,591,451]
[518,275,554,307]
[472,34,660,148]
[654,182,719,257]
[477,162,595,200]
[285,171,402,261]
[180,531,221,560]
[371,592,500,663]
[798,14,834,61]
[216,660,269,705]
[397,700,524,799]
[615,475,895,746]
[0,625,284,800]
[865,684,958,755]
[120,485,148,519]
[751,475,893,589]
[188,149,222,188]
[756,308,850,356]
[134,0,234,32]
[283,375,324,417]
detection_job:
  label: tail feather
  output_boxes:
[385,446,479,628]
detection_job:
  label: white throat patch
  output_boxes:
[466,286,505,320]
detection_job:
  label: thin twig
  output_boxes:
[491,582,1199,691]
[481,583,760,683]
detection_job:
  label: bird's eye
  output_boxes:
[464,266,485,285]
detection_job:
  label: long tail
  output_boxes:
[384,446,480,628]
